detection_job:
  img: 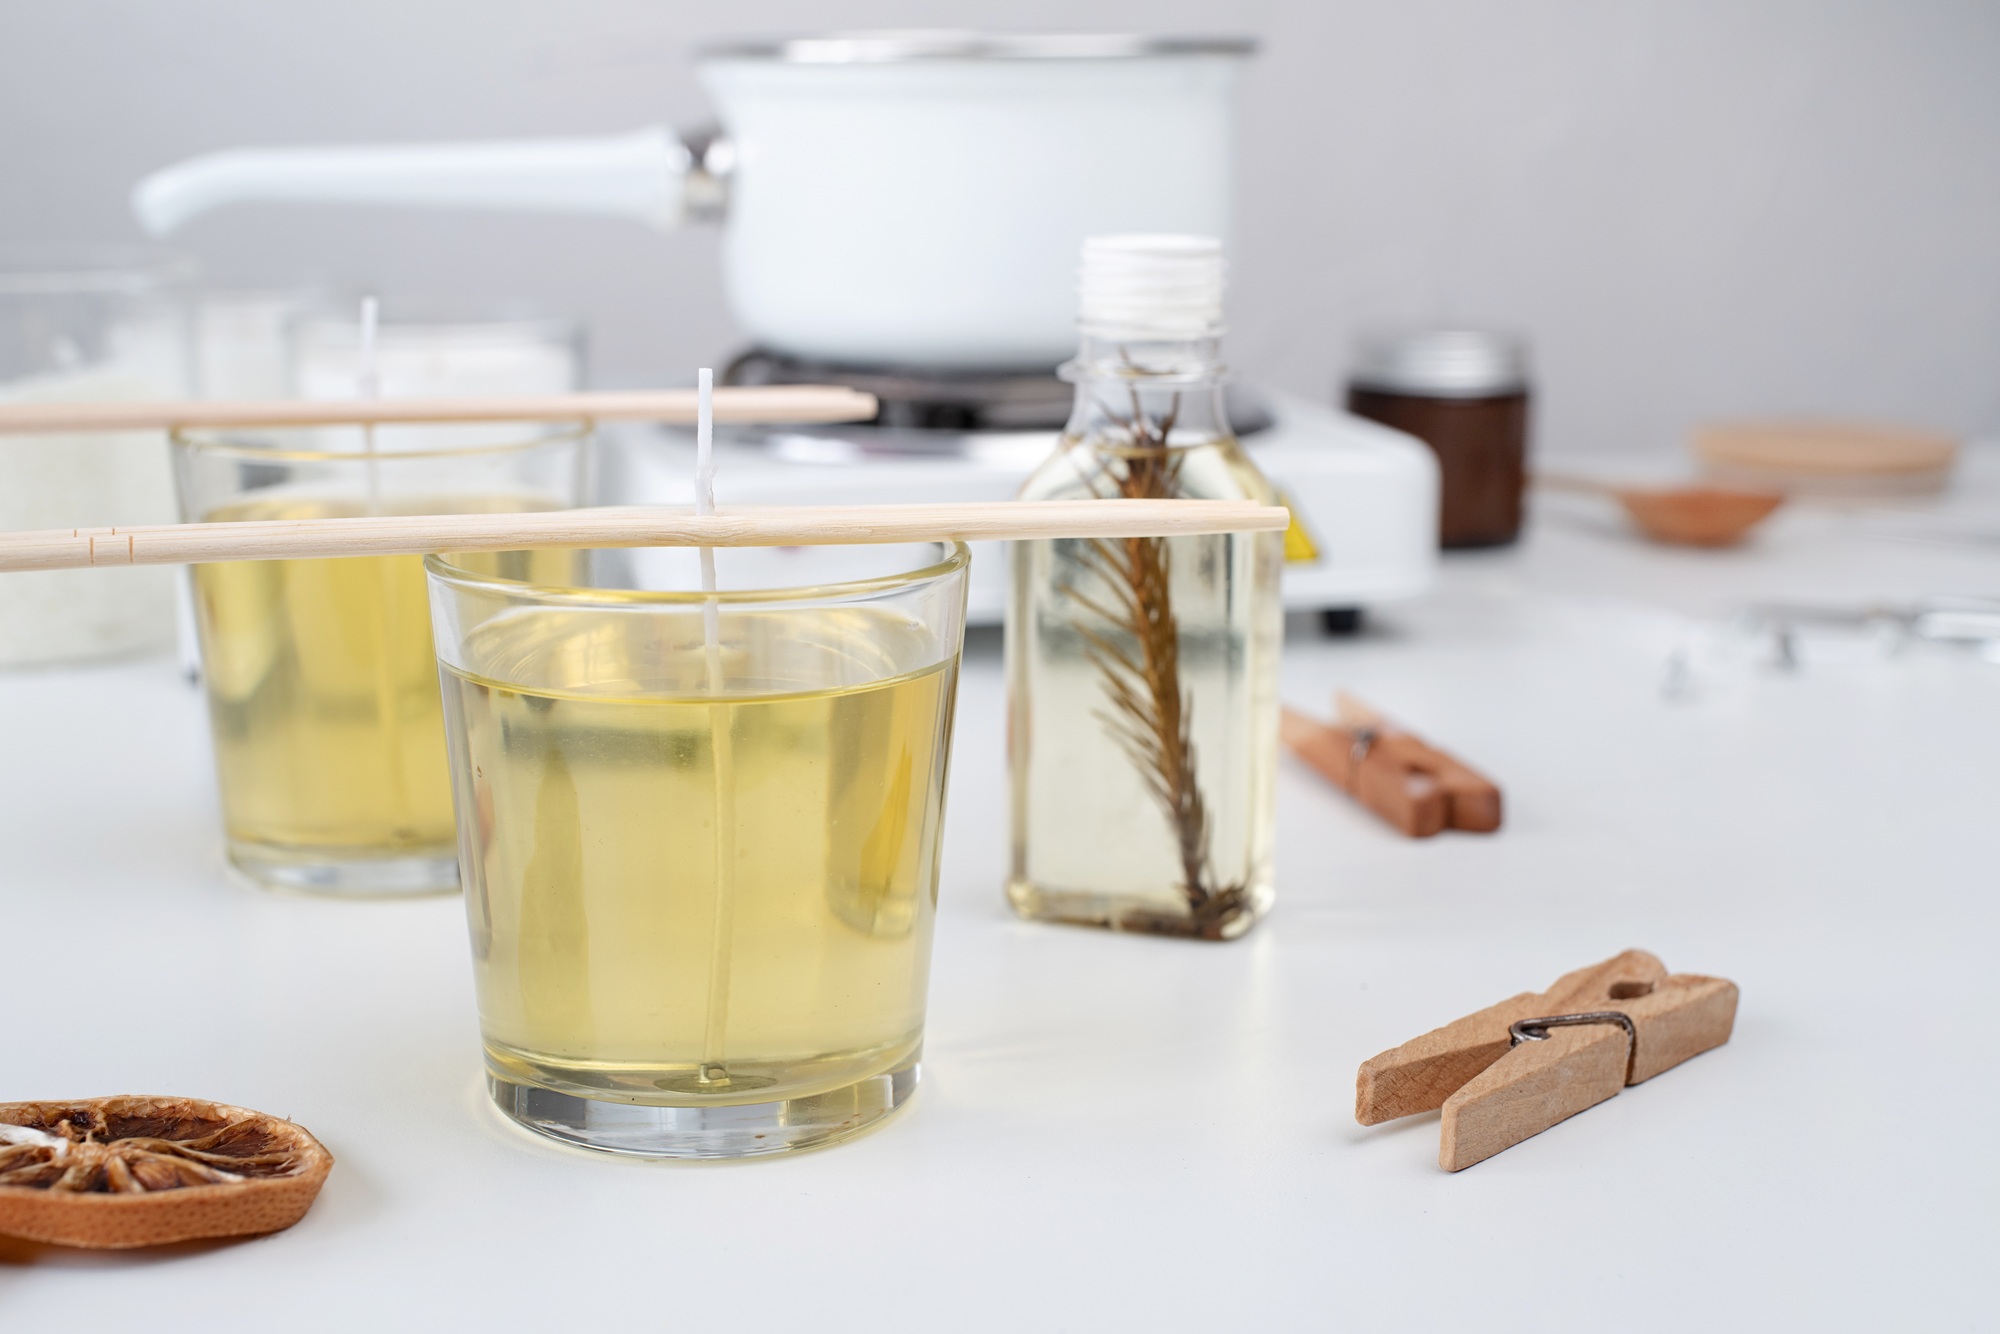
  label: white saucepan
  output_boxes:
[135,32,1254,370]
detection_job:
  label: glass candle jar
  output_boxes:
[427,540,969,1157]
[172,422,588,895]
[0,256,188,667]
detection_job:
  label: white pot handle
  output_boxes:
[131,126,719,235]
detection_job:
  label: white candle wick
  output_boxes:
[357,296,382,514]
[693,362,734,1074]
[357,296,380,401]
[692,368,724,624]
[695,366,715,517]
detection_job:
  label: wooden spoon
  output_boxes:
[1537,473,1784,547]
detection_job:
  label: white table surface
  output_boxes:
[4,456,1998,1330]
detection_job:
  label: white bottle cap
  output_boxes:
[1077,234,1225,339]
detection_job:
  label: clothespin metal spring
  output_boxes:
[1348,725,1379,764]
[1509,1011,1639,1084]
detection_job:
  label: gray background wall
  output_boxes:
[4,0,1997,457]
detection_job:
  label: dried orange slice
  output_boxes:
[0,1096,333,1249]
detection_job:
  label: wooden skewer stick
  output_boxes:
[0,500,1291,573]
[0,386,877,434]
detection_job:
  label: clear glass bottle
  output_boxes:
[1006,236,1282,941]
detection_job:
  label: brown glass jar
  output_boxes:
[1347,331,1530,548]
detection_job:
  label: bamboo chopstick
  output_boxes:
[0,386,876,434]
[0,500,1291,573]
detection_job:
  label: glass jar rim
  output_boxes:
[170,420,590,464]
[0,251,194,296]
[424,540,971,609]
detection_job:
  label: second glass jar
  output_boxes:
[173,422,587,895]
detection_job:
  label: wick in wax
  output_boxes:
[693,367,740,1084]
[355,295,408,825]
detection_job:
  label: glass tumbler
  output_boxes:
[426,541,969,1157]
[172,422,588,895]
[0,255,188,667]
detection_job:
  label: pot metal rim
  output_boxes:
[699,31,1258,64]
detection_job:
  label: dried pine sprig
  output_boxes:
[1058,384,1248,940]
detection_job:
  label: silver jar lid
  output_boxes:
[1349,330,1529,398]
[701,32,1257,63]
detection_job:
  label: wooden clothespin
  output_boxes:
[1280,692,1501,837]
[1356,950,1738,1171]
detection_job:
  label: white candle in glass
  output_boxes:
[0,274,183,668]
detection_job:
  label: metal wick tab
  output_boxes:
[1509,1011,1639,1084]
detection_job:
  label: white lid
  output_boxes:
[1077,234,1225,339]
